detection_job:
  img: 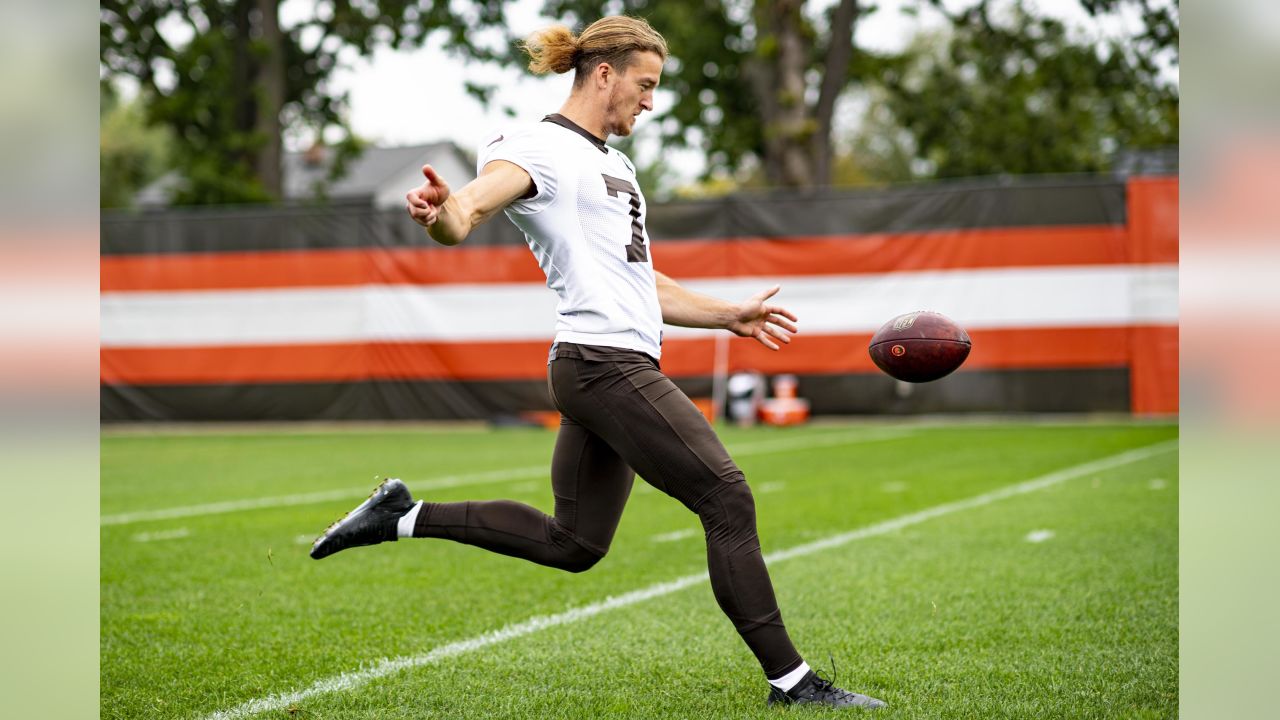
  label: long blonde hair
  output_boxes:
[522,16,668,85]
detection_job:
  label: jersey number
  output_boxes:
[602,174,647,262]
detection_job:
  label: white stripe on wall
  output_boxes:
[100,265,1177,348]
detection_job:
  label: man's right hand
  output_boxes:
[404,159,533,246]
[406,165,450,228]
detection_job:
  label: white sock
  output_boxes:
[396,500,424,538]
[768,661,811,692]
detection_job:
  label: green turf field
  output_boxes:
[101,419,1178,719]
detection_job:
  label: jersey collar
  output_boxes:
[542,114,609,154]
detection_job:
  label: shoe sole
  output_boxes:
[766,694,886,710]
[310,478,405,558]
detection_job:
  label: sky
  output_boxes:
[297,0,1161,183]
[147,0,1168,185]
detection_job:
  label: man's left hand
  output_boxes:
[727,285,799,351]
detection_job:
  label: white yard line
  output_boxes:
[131,528,191,543]
[201,439,1176,720]
[650,528,699,543]
[1024,529,1056,543]
[731,429,913,457]
[100,466,548,526]
[103,429,914,527]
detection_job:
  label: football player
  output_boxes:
[310,15,884,710]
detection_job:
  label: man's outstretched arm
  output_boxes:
[655,270,799,351]
[405,161,534,246]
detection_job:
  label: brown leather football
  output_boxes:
[868,311,972,383]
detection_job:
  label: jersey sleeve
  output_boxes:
[477,129,558,214]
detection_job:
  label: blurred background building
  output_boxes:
[133,142,475,210]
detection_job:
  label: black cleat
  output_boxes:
[767,669,886,710]
[310,478,414,560]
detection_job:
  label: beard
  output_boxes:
[604,88,637,137]
[612,116,635,137]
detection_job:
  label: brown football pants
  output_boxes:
[413,342,803,678]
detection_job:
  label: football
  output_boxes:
[868,311,972,383]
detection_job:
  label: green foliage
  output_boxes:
[99,84,175,209]
[100,1,520,205]
[546,0,767,180]
[873,0,1178,179]
[543,1,1177,186]
[1078,0,1180,57]
[100,0,1180,202]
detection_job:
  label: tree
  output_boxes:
[871,0,1178,179]
[100,83,175,209]
[547,0,880,188]
[100,1,514,205]
[100,1,1179,203]
[545,0,1175,188]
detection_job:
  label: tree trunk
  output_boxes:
[231,0,255,178]
[253,0,285,199]
[811,0,860,187]
[756,0,816,187]
[230,0,284,200]
[750,0,861,188]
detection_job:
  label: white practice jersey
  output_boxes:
[477,114,663,359]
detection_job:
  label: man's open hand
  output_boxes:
[727,285,799,351]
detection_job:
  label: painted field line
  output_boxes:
[1025,530,1056,543]
[132,528,191,543]
[201,439,1176,720]
[100,466,546,526]
[729,428,912,457]
[650,528,698,543]
[103,429,914,527]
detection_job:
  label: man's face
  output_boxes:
[603,51,663,138]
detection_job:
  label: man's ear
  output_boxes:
[594,62,613,89]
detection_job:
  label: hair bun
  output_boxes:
[523,25,579,75]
